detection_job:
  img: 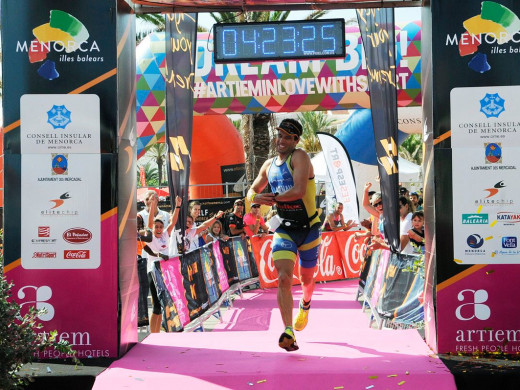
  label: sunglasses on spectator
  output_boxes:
[251,205,260,208]
[373,201,383,207]
[235,202,244,206]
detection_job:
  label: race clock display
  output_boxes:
[214,19,345,63]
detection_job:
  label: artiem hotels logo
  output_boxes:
[16,10,102,80]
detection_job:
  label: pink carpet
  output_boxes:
[93,280,455,389]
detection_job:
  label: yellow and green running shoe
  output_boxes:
[294,300,310,331]
[278,326,299,352]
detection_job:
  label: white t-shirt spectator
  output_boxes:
[400,212,414,255]
[146,231,170,273]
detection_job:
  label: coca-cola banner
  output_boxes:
[335,231,367,278]
[250,232,365,289]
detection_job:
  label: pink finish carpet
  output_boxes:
[93,280,455,389]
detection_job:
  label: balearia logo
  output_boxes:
[16,10,102,80]
[462,213,489,224]
[455,289,491,321]
[496,212,520,224]
[480,93,505,118]
[47,105,72,129]
[446,2,520,73]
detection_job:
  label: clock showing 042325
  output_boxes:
[214,19,346,63]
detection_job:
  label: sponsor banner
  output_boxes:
[193,21,421,115]
[21,154,101,269]
[199,245,222,305]
[211,240,230,294]
[20,94,100,154]
[232,238,252,281]
[160,257,190,327]
[7,211,119,359]
[151,265,183,332]
[377,253,424,324]
[249,233,348,289]
[180,250,209,321]
[218,238,240,286]
[335,231,367,278]
[369,249,391,310]
[317,132,359,223]
[452,147,520,264]
[437,264,520,354]
[220,163,246,198]
[357,9,401,252]
[451,86,520,148]
[165,13,198,251]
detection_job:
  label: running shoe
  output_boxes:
[278,327,299,352]
[293,300,310,331]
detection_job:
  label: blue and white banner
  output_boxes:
[317,132,359,223]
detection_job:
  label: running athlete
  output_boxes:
[247,118,321,352]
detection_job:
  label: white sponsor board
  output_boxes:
[20,94,100,154]
[452,147,520,264]
[451,86,520,148]
[21,154,101,269]
[317,132,359,223]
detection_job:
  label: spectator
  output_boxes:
[223,198,246,238]
[143,195,181,333]
[185,210,225,252]
[189,200,207,246]
[204,220,229,244]
[137,214,153,327]
[410,191,422,211]
[243,203,269,237]
[321,202,357,232]
[408,211,425,254]
[398,196,414,254]
[399,186,409,199]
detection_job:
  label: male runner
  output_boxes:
[247,118,321,352]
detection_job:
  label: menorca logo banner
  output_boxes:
[357,8,400,252]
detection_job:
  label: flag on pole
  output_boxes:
[317,132,359,224]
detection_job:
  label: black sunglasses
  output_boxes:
[373,202,383,207]
[251,204,260,208]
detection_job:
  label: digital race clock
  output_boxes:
[214,19,346,63]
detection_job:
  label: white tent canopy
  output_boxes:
[311,152,422,185]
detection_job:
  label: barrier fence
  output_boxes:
[358,246,425,329]
[151,231,367,332]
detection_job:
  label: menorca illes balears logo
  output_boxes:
[453,1,520,73]
[23,10,91,80]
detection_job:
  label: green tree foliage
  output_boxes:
[399,133,423,165]
[297,111,338,154]
[137,161,159,188]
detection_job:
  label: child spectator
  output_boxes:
[408,211,425,254]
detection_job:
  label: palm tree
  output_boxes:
[136,14,165,44]
[210,11,328,183]
[146,143,168,186]
[297,111,338,155]
[137,161,159,187]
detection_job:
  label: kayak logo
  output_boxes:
[17,285,55,321]
[455,289,490,321]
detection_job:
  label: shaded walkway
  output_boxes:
[93,279,455,389]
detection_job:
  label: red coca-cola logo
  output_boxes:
[64,250,90,259]
[63,228,92,244]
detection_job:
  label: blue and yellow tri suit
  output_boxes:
[268,152,321,268]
